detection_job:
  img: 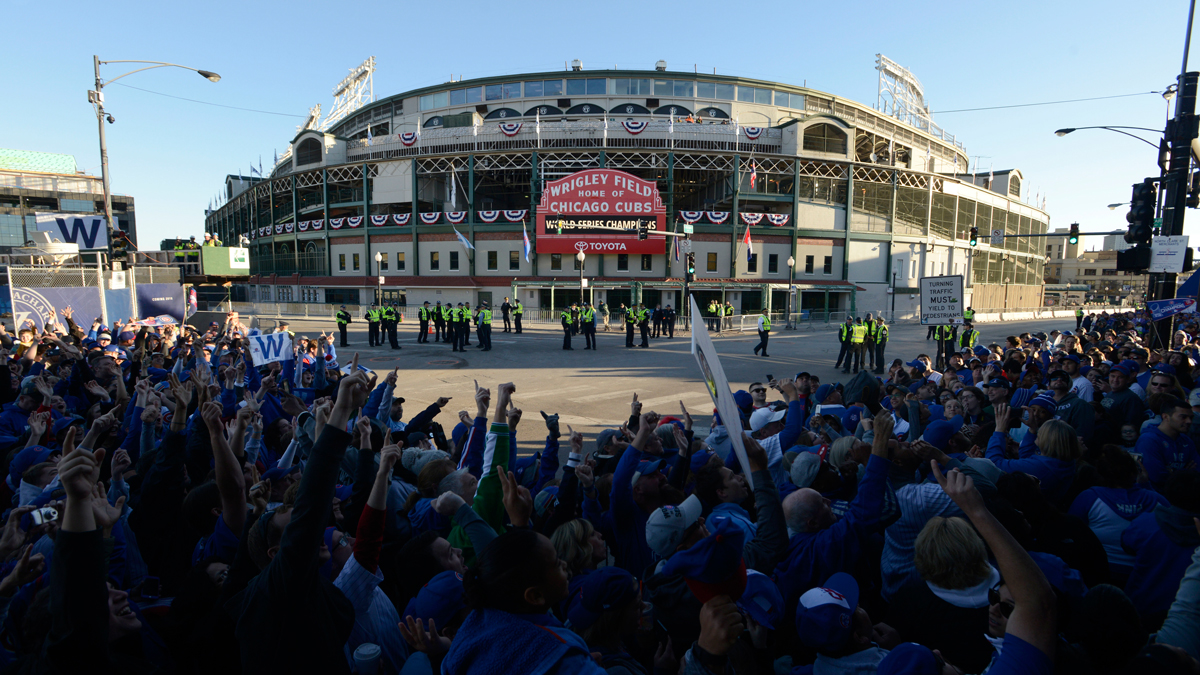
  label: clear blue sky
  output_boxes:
[2,0,1195,250]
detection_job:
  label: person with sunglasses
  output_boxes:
[748,382,769,410]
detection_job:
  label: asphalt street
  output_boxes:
[271,315,1079,455]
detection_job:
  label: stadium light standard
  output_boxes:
[90,56,220,266]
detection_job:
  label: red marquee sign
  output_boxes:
[535,169,667,255]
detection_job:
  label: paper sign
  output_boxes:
[248,332,292,366]
[690,296,753,487]
[1150,235,1190,273]
[919,275,964,325]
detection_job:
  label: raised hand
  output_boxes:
[497,469,533,527]
[169,373,193,410]
[435,396,452,408]
[678,400,694,429]
[386,368,398,386]
[568,425,583,453]
[993,402,1011,433]
[432,491,466,516]
[200,401,225,435]
[931,462,986,516]
[575,463,595,490]
[540,410,560,438]
[398,617,451,655]
[89,483,125,529]
[0,545,46,595]
[631,392,642,417]
[26,411,49,440]
[697,595,745,656]
[58,429,101,502]
[110,448,132,478]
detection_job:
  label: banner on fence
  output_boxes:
[11,286,102,330]
[136,284,185,322]
[1148,297,1197,321]
[248,332,293,366]
[689,296,753,487]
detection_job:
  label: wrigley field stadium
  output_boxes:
[205,56,1049,320]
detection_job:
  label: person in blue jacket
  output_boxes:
[1121,469,1200,625]
[439,528,605,675]
[774,412,894,614]
[988,402,1080,505]
[1134,396,1198,490]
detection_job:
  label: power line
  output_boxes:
[110,82,307,118]
[935,91,1161,114]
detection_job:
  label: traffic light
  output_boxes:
[1124,179,1156,245]
[637,223,648,240]
[555,218,564,235]
[1068,222,1079,245]
[969,227,978,246]
[686,252,695,282]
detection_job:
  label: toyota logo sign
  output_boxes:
[574,241,589,252]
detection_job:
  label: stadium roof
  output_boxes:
[0,148,78,175]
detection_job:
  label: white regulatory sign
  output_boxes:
[1150,235,1190,273]
[990,229,1004,246]
[919,275,964,325]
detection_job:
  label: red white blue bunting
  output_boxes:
[275,223,284,234]
[311,219,324,230]
[329,218,345,229]
[400,132,418,146]
[391,214,410,226]
[742,127,764,140]
[419,213,440,225]
[347,216,363,228]
[445,211,467,224]
[298,221,309,231]
[706,211,729,225]
[284,222,294,233]
[499,122,523,137]
[679,211,703,224]
[765,214,790,226]
[622,120,649,135]
[740,213,764,226]
[478,210,500,223]
[370,215,390,227]
[504,210,528,222]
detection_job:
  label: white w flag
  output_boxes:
[248,332,292,366]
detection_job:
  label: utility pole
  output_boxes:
[1154,70,1199,343]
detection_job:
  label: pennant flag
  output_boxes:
[370,215,390,226]
[672,235,679,262]
[449,163,456,209]
[522,222,532,262]
[742,224,753,262]
[1148,297,1197,321]
[453,226,475,250]
[367,127,374,146]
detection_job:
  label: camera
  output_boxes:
[31,507,57,526]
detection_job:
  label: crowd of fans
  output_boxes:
[0,306,1197,674]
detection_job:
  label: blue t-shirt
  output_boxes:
[987,634,1053,675]
[192,513,240,566]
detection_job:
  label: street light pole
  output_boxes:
[375,252,383,305]
[576,251,586,302]
[90,56,220,268]
[786,255,795,329]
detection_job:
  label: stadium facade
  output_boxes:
[205,63,1048,317]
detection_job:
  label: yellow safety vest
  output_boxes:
[963,309,975,321]
[581,309,594,322]
[839,323,851,341]
[420,307,431,320]
[761,316,771,331]
[480,309,492,324]
[876,324,888,341]
[851,324,867,343]
[514,303,523,315]
[960,329,979,348]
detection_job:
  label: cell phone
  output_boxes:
[766,374,774,382]
[141,576,161,600]
[31,507,57,526]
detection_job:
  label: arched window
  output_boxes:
[278,243,290,256]
[802,123,848,155]
[296,138,322,166]
[1008,174,1021,198]
[305,242,317,255]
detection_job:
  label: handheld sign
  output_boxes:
[690,296,754,487]
[248,332,292,366]
[919,275,964,325]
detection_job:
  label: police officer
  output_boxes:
[835,316,852,369]
[433,301,446,342]
[173,237,186,264]
[335,305,352,347]
[513,299,524,334]
[451,303,466,352]
[873,317,889,374]
[723,301,735,331]
[561,305,574,350]
[963,306,976,324]
[1075,305,1084,330]
[933,323,954,370]
[652,304,663,338]
[707,300,719,331]
[663,304,676,338]
[418,301,432,343]
[845,317,867,374]
[753,307,771,358]
[462,302,473,346]
[958,321,979,351]
[441,302,453,342]
[580,301,596,350]
[625,303,637,348]
[501,296,513,333]
[386,303,401,349]
[478,301,493,351]
[638,303,650,348]
[863,313,876,372]
[365,304,380,347]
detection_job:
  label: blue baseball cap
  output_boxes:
[1029,393,1058,413]
[906,359,927,373]
[1152,363,1177,375]
[973,345,990,357]
[878,643,942,675]
[630,459,665,487]
[1060,354,1082,364]
[920,415,964,451]
[262,464,300,482]
[403,570,466,629]
[661,517,748,604]
[1112,360,1138,377]
[982,377,1010,391]
[813,383,842,405]
[737,570,784,630]
[796,572,860,652]
[733,390,754,411]
[690,448,716,473]
[534,485,560,518]
[566,566,639,631]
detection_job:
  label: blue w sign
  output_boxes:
[249,332,292,366]
[33,213,109,250]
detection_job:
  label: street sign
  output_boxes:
[990,229,1004,246]
[378,276,385,285]
[581,278,589,288]
[1150,235,1190,273]
[919,275,964,325]
[1154,217,1164,227]
[682,223,694,234]
[679,240,692,253]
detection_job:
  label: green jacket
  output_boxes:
[448,421,509,565]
